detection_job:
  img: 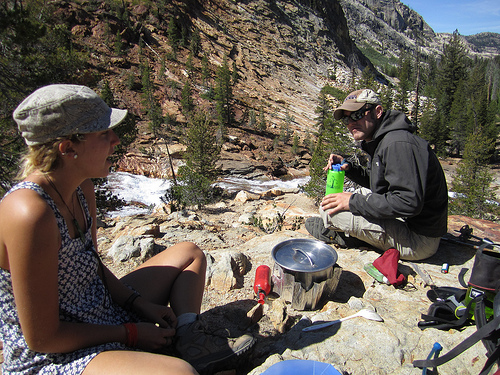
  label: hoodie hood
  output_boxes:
[362,110,415,155]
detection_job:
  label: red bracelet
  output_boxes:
[123,322,138,347]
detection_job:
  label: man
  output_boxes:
[306,88,448,261]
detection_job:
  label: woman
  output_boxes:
[0,84,254,375]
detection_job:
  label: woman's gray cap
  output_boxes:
[13,84,128,146]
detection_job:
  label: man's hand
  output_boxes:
[321,192,352,215]
[324,153,349,172]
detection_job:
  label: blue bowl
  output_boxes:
[262,359,341,375]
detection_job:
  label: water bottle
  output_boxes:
[253,265,271,304]
[325,164,345,195]
[363,263,390,284]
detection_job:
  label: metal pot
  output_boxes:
[272,238,338,291]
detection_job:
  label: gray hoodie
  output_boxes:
[346,110,448,237]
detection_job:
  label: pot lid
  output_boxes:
[272,238,338,273]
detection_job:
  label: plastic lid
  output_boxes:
[331,164,342,171]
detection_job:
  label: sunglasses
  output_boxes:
[341,105,373,125]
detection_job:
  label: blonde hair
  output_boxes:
[16,134,84,180]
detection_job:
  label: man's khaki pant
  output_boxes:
[320,188,441,261]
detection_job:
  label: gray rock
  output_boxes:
[98,192,496,375]
[107,235,155,262]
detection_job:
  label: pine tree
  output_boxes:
[281,110,294,144]
[158,56,166,80]
[304,86,354,202]
[315,90,332,134]
[419,100,448,154]
[436,30,468,126]
[359,66,376,91]
[180,80,194,114]
[201,54,211,86]
[232,60,239,85]
[141,61,163,136]
[114,31,123,56]
[449,130,499,219]
[190,28,201,57]
[303,134,329,202]
[395,53,412,113]
[422,55,438,98]
[248,109,257,129]
[214,55,233,134]
[168,112,222,209]
[448,79,469,156]
[448,61,498,157]
[378,84,393,110]
[101,80,115,107]
[186,52,194,77]
[292,134,300,155]
[167,16,179,51]
[258,107,267,132]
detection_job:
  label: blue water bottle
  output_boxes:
[325,164,345,195]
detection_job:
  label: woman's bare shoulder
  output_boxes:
[0,188,58,246]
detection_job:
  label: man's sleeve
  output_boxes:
[349,140,427,220]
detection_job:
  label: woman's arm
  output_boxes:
[4,187,171,353]
[3,188,126,352]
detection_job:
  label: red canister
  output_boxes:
[253,265,271,304]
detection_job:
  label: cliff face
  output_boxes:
[38,0,500,179]
[340,0,500,62]
[56,0,499,137]
[189,0,373,129]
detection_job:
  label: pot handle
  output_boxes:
[292,247,314,266]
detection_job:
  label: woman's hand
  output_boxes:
[135,322,176,351]
[134,298,178,330]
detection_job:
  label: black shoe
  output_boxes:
[305,217,368,248]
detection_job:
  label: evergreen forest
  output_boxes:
[1,1,499,219]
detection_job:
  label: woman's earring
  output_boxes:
[61,152,67,156]
[73,154,78,159]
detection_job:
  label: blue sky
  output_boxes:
[402,0,500,36]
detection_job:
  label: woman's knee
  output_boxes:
[84,351,198,375]
[175,241,206,265]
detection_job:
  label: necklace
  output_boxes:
[44,174,86,243]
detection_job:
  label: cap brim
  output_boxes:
[109,108,128,129]
[333,102,365,120]
[82,107,128,134]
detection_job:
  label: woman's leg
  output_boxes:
[120,241,206,316]
[83,350,198,375]
[119,241,254,374]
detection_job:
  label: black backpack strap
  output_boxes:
[418,296,476,331]
[413,314,500,369]
[458,268,469,288]
[479,345,500,375]
[474,295,498,355]
[418,312,470,331]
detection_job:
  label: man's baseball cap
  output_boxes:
[13,84,128,146]
[333,89,382,120]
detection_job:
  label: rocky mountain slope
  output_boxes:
[340,0,500,69]
[55,0,498,181]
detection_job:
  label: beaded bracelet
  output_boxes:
[123,322,138,347]
[123,291,140,311]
